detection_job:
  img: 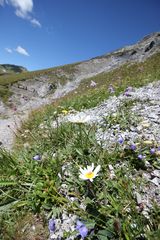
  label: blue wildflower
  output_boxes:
[138,154,143,160]
[130,143,137,151]
[48,218,56,232]
[76,220,84,230]
[76,220,88,239]
[118,137,124,144]
[150,148,155,154]
[33,154,41,161]
[130,144,136,151]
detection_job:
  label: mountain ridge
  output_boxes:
[0,64,27,75]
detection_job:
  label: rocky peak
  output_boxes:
[101,32,160,61]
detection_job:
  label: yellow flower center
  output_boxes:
[85,171,95,179]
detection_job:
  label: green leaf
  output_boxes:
[0,200,19,213]
[13,200,28,208]
[122,223,130,240]
[75,148,83,156]
[0,180,17,187]
[97,191,105,200]
[83,197,93,205]
[97,230,109,240]
[85,220,96,229]
[51,206,62,218]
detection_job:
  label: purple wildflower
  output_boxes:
[76,220,88,239]
[158,146,160,151]
[130,144,136,151]
[48,218,56,232]
[124,91,130,97]
[118,137,124,144]
[150,148,155,154]
[138,154,143,160]
[108,85,115,93]
[76,220,84,230]
[79,226,88,239]
[124,86,133,97]
[33,154,41,161]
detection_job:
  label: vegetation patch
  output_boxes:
[0,118,160,239]
[0,53,160,239]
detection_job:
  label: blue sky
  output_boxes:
[0,0,159,71]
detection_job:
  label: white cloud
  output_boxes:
[0,0,4,6]
[1,0,41,27]
[5,47,13,53]
[30,18,41,28]
[9,0,33,18]
[15,46,29,56]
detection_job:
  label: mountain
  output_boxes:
[101,31,160,60]
[0,31,160,147]
[0,64,27,75]
[0,32,160,239]
[0,32,160,103]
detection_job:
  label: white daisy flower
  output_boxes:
[79,163,101,182]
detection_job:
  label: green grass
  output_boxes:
[1,118,160,239]
[0,86,12,103]
[0,52,160,239]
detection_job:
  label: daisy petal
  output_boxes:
[79,167,87,174]
[91,163,94,171]
[79,174,88,180]
[94,165,101,175]
[87,163,94,172]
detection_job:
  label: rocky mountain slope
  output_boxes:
[0,32,160,149]
[0,32,160,112]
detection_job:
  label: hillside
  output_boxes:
[0,32,160,105]
[0,64,27,75]
[0,32,160,239]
